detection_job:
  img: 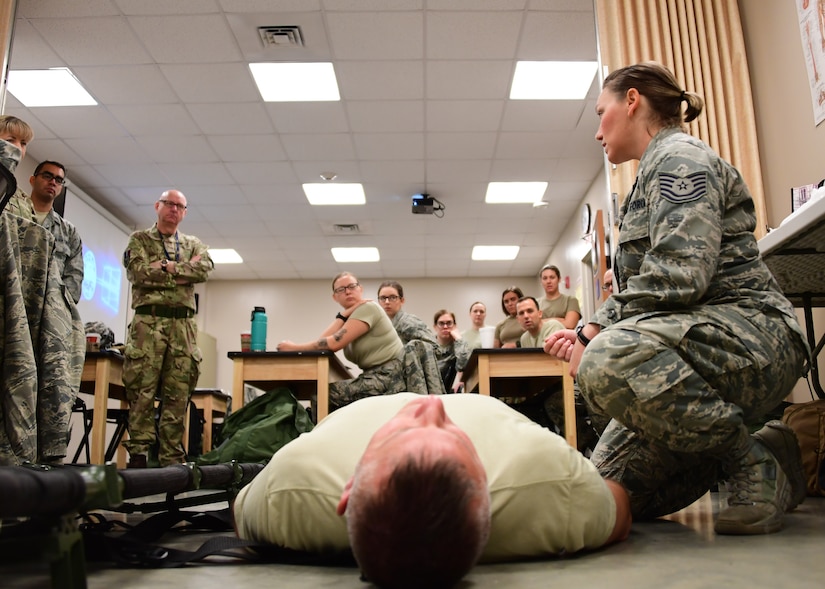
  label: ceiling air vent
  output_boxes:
[258,25,304,48]
[333,224,361,234]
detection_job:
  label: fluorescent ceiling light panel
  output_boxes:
[472,246,520,261]
[7,68,97,107]
[485,181,548,204]
[331,247,380,263]
[209,249,243,264]
[510,61,598,100]
[303,183,366,205]
[250,62,340,102]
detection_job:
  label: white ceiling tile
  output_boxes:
[426,161,491,184]
[157,162,235,185]
[134,136,221,164]
[426,11,522,59]
[353,133,424,160]
[266,103,350,134]
[175,184,247,206]
[426,101,504,132]
[494,131,568,160]
[7,19,64,68]
[187,103,275,135]
[225,162,299,185]
[335,61,424,100]
[26,107,128,139]
[427,133,497,160]
[347,101,424,133]
[281,134,356,161]
[26,139,87,167]
[17,1,120,18]
[359,160,424,183]
[73,65,179,105]
[326,12,423,60]
[108,104,201,136]
[291,160,361,182]
[160,63,260,103]
[501,101,589,132]
[518,10,598,60]
[128,15,243,63]
[94,163,171,187]
[64,137,152,165]
[30,17,152,65]
[207,135,288,162]
[116,0,222,15]
[425,61,513,100]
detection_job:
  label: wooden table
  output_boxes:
[227,351,353,422]
[79,351,127,465]
[187,389,230,452]
[462,348,577,447]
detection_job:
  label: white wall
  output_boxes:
[201,276,536,393]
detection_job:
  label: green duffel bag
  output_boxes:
[196,387,313,465]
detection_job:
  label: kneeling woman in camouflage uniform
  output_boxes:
[277,272,406,412]
[544,62,809,536]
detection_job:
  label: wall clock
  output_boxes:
[581,203,592,234]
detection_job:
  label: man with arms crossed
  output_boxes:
[122,190,213,467]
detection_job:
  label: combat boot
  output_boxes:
[714,439,785,535]
[752,420,806,513]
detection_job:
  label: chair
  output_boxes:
[70,397,130,464]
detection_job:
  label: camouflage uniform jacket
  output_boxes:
[592,127,807,348]
[0,212,82,464]
[124,224,213,309]
[391,310,438,346]
[38,209,84,304]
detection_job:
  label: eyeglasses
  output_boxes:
[602,284,613,292]
[437,321,455,328]
[36,171,66,185]
[159,199,187,212]
[333,282,360,295]
[378,295,400,303]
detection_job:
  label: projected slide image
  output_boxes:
[81,247,122,314]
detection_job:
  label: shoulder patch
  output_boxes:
[659,171,707,204]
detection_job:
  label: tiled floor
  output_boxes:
[4,490,824,589]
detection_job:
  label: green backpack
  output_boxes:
[196,387,314,465]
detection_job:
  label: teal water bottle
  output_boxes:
[250,306,267,352]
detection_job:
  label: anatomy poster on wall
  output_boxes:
[797,0,825,125]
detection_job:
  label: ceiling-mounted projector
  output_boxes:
[412,194,435,214]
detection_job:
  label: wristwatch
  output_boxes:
[161,259,169,273]
[575,325,591,346]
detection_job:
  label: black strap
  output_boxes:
[80,509,355,568]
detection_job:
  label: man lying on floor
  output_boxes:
[232,393,632,589]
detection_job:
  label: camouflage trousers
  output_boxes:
[329,357,407,412]
[579,305,808,519]
[122,315,201,466]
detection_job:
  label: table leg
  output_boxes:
[232,358,245,412]
[478,355,491,396]
[316,357,329,422]
[90,359,110,464]
[202,395,214,451]
[561,364,577,448]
